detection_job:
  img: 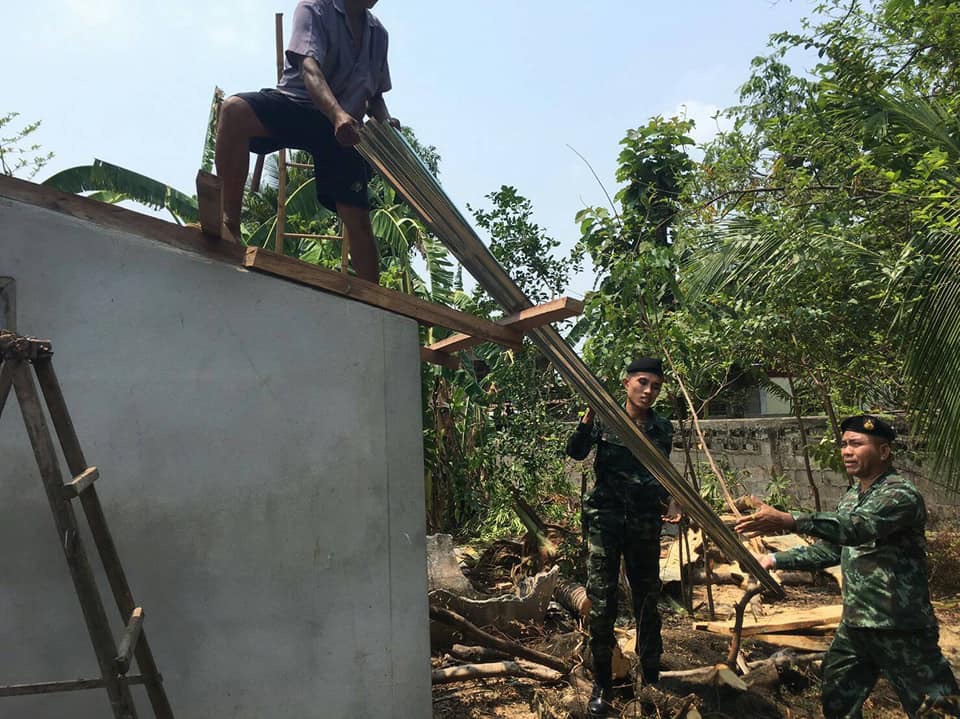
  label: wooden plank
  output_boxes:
[196,170,224,239]
[749,633,832,652]
[0,674,150,698]
[694,604,843,636]
[427,297,584,354]
[421,346,460,370]
[63,466,99,499]
[115,607,145,675]
[244,247,523,349]
[0,174,245,265]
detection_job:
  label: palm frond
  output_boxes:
[43,159,199,224]
[200,87,225,173]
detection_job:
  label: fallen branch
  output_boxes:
[429,604,571,674]
[661,652,825,681]
[726,583,764,667]
[431,660,562,685]
[449,644,510,664]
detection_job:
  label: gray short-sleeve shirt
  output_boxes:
[277,0,391,120]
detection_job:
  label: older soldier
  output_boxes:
[736,414,958,718]
[566,357,680,716]
[216,0,397,282]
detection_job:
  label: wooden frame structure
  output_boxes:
[243,247,584,368]
[0,330,174,718]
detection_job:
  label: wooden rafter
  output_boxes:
[419,297,585,369]
[243,247,523,349]
[420,346,461,370]
[427,297,584,355]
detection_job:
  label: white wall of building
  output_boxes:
[0,192,430,718]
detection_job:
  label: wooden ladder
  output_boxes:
[0,329,174,719]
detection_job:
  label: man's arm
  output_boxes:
[773,541,842,571]
[794,481,922,547]
[366,94,400,128]
[565,408,597,460]
[299,56,360,146]
[735,480,921,547]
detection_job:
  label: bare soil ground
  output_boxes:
[432,535,960,719]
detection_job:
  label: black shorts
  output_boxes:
[236,88,371,211]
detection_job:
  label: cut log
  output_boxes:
[449,644,510,663]
[554,579,591,618]
[431,660,562,685]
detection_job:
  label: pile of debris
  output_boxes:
[427,527,842,718]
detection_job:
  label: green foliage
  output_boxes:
[764,472,802,512]
[470,185,574,308]
[424,186,581,535]
[44,159,200,225]
[0,112,53,179]
[681,0,960,488]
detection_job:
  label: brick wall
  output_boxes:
[667,416,960,523]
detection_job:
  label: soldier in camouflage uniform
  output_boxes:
[736,414,958,719]
[566,357,681,715]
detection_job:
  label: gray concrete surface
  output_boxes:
[0,195,430,718]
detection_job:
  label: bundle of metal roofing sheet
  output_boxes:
[358,120,782,597]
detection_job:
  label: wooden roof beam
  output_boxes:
[243,248,523,349]
[419,296,585,370]
[426,297,584,355]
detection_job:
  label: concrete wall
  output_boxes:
[672,416,960,520]
[0,192,430,717]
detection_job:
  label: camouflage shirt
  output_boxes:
[774,469,937,629]
[566,410,674,516]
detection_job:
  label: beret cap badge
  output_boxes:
[863,419,875,431]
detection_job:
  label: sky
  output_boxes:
[3,1,815,296]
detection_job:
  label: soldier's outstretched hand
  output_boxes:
[734,499,797,535]
[662,498,683,524]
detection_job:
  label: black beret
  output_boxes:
[840,414,896,442]
[626,357,664,376]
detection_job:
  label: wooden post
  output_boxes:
[702,536,716,621]
[274,12,287,256]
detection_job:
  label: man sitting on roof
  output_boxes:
[215,0,398,283]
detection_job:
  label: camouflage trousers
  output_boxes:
[584,504,662,685]
[822,622,959,718]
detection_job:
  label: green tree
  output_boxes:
[681,0,960,488]
[0,113,53,179]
